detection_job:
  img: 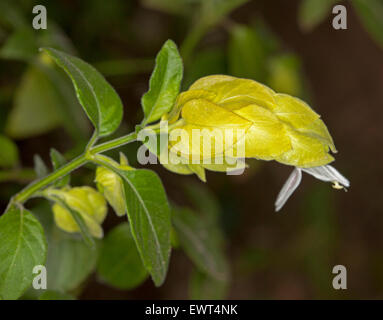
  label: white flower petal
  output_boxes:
[301,165,350,187]
[275,167,302,212]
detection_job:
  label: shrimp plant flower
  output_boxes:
[151,75,349,211]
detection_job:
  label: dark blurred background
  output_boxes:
[0,0,382,299]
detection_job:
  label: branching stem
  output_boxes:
[9,118,184,208]
[11,131,137,206]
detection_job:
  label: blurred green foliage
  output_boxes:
[298,0,338,32]
[7,66,64,138]
[0,134,18,167]
[352,0,383,48]
[299,0,383,50]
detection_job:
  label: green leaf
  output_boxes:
[110,168,171,286]
[50,148,70,187]
[228,24,266,81]
[189,268,228,300]
[0,206,47,300]
[122,170,171,286]
[50,148,67,170]
[298,0,338,32]
[42,47,123,137]
[0,135,18,168]
[97,223,148,289]
[33,154,48,178]
[6,66,64,139]
[141,40,183,125]
[39,290,75,300]
[46,231,98,292]
[0,27,38,61]
[352,0,383,48]
[172,207,228,281]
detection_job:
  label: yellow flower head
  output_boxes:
[150,75,349,211]
[168,75,337,168]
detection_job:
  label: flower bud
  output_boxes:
[95,153,131,216]
[51,186,107,238]
[95,167,126,216]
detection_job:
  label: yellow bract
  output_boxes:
[163,75,336,178]
[95,166,126,217]
[94,153,132,216]
[51,186,107,238]
[95,154,131,217]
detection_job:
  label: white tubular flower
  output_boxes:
[275,165,349,212]
[275,167,302,212]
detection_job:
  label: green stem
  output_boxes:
[86,130,99,150]
[9,119,182,207]
[90,155,120,173]
[13,155,87,204]
[89,132,137,154]
[12,131,138,205]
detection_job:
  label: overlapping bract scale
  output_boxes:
[164,75,337,179]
